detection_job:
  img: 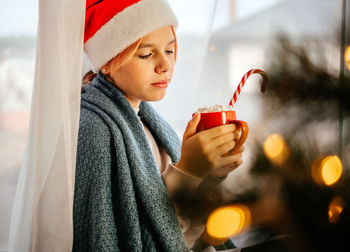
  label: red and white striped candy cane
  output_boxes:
[229,69,268,106]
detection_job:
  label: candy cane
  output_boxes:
[229,69,268,106]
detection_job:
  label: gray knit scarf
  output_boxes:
[73,73,189,251]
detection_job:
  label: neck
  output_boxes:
[125,96,141,110]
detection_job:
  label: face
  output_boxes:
[106,26,176,108]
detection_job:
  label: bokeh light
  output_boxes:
[328,196,344,224]
[321,156,342,186]
[204,204,251,245]
[312,155,342,186]
[263,134,289,165]
[345,45,350,71]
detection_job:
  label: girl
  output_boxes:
[74,0,244,251]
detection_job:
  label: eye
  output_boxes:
[166,50,174,55]
[139,53,152,59]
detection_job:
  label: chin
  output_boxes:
[149,92,167,102]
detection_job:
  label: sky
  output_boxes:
[0,0,282,37]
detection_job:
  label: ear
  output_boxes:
[100,61,112,74]
[101,66,109,74]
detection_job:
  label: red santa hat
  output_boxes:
[84,0,178,73]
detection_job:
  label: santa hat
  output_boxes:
[84,0,178,73]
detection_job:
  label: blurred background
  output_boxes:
[0,0,349,251]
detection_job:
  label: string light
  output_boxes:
[202,204,251,245]
[328,196,344,224]
[263,134,289,165]
[312,155,342,186]
[345,45,350,71]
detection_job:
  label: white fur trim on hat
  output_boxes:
[84,0,178,73]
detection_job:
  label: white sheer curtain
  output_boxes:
[8,0,85,251]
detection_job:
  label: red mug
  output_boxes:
[196,110,249,154]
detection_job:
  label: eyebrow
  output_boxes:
[138,39,176,49]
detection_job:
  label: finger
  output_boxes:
[203,124,237,139]
[235,159,243,167]
[212,132,235,146]
[217,153,242,168]
[238,145,245,153]
[233,131,241,140]
[210,159,242,177]
[183,112,201,141]
[214,140,236,156]
[227,143,245,155]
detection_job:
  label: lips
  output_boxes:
[151,80,169,88]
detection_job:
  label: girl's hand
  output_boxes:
[208,145,244,178]
[176,113,244,179]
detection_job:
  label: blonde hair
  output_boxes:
[83,26,177,84]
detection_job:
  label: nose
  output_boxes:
[155,53,171,74]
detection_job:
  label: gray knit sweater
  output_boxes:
[73,73,189,251]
